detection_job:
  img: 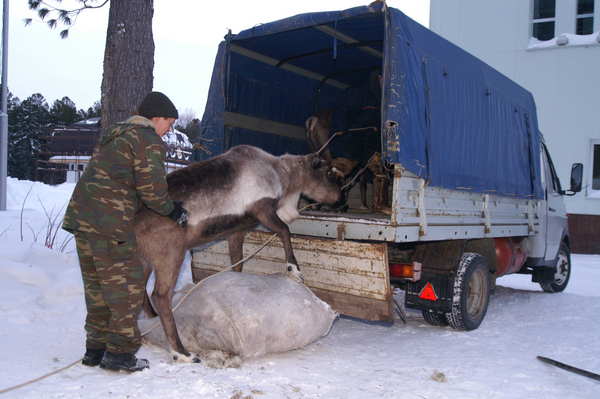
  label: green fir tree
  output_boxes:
[8,93,51,180]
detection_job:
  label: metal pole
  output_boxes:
[0,0,8,210]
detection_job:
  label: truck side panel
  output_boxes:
[191,231,393,321]
[288,168,541,244]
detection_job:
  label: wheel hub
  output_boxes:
[466,268,487,317]
[554,252,569,285]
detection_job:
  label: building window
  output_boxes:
[532,0,556,40]
[592,141,600,192]
[577,0,595,35]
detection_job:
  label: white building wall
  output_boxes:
[430,0,600,216]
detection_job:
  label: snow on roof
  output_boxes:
[48,155,91,163]
[162,129,192,149]
[72,117,101,126]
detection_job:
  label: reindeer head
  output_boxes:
[300,153,343,205]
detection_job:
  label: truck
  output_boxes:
[190,2,583,330]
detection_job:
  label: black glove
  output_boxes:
[168,201,189,227]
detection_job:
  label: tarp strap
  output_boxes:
[420,58,432,180]
[333,20,338,60]
[524,114,538,196]
[225,31,234,151]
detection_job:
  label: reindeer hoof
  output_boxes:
[171,351,201,364]
[286,263,305,284]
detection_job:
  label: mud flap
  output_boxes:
[191,231,393,321]
[405,273,453,313]
[532,266,556,283]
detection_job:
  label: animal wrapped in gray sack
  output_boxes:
[143,271,338,359]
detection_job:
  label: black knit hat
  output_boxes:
[137,91,179,119]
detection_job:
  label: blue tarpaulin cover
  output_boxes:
[199,3,543,199]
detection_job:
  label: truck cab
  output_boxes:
[523,144,583,292]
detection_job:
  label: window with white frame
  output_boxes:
[591,140,600,196]
[532,0,556,40]
[577,0,595,35]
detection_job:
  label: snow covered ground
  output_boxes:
[1,178,599,398]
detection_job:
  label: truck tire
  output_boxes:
[540,243,571,293]
[422,309,449,326]
[446,253,491,331]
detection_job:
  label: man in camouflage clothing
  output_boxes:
[63,92,189,372]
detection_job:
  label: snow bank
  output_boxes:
[1,178,599,398]
[5,177,75,212]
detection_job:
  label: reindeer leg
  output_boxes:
[151,250,199,363]
[228,231,245,272]
[383,175,389,205]
[382,174,392,214]
[360,173,369,209]
[251,199,303,283]
[373,175,383,211]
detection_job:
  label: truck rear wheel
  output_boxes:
[540,243,571,293]
[446,253,491,331]
[422,309,449,326]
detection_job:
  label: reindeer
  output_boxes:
[304,111,390,213]
[135,145,342,362]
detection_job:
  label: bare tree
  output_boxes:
[174,108,197,132]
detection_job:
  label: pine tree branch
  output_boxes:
[27,0,110,38]
[38,0,109,14]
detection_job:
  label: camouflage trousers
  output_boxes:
[75,233,145,354]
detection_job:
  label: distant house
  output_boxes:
[162,129,193,162]
[38,118,193,184]
[429,0,600,254]
[37,118,101,184]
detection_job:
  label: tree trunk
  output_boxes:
[100,0,154,130]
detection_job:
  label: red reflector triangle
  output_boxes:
[419,282,438,301]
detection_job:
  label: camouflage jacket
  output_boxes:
[62,116,174,240]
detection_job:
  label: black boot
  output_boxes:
[99,351,149,372]
[82,348,105,367]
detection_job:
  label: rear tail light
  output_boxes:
[389,261,422,281]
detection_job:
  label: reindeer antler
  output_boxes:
[316,131,343,156]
